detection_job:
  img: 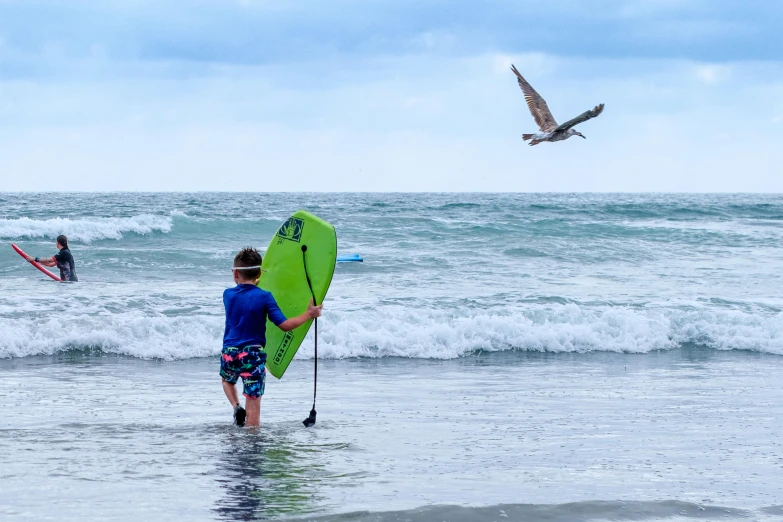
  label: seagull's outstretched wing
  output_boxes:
[510,64,558,132]
[553,104,605,132]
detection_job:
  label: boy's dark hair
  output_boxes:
[233,247,262,280]
[57,235,68,248]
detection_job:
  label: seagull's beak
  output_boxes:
[579,133,586,139]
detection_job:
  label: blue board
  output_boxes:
[337,254,363,263]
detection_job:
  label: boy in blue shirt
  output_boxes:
[222,247,322,427]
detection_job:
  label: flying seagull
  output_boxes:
[510,64,604,146]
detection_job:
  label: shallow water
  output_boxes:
[2,348,782,521]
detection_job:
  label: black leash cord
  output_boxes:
[301,245,318,427]
[313,317,318,404]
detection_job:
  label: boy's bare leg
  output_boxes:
[245,397,261,426]
[222,379,240,407]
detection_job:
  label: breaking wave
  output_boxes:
[1,302,782,360]
[0,214,173,243]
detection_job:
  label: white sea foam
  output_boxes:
[2,303,782,360]
[309,304,677,359]
[0,214,173,243]
[0,313,223,360]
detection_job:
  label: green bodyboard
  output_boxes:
[258,211,337,379]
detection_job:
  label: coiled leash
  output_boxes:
[301,245,318,428]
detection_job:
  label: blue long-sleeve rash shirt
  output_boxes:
[223,284,287,349]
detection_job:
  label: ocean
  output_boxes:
[1,192,782,521]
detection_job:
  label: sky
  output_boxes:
[1,0,782,192]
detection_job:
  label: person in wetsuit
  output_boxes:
[26,234,79,282]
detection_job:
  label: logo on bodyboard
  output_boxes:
[273,331,296,366]
[277,217,305,244]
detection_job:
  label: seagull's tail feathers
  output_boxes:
[523,133,542,146]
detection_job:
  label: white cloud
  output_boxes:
[693,64,732,85]
[410,31,456,53]
[1,53,781,192]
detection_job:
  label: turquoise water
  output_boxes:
[1,193,782,360]
[2,193,783,521]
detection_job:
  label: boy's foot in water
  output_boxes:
[233,404,246,427]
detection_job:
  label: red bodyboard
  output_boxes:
[11,243,62,281]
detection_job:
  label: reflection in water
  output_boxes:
[212,425,327,521]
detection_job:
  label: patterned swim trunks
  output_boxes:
[220,346,267,398]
